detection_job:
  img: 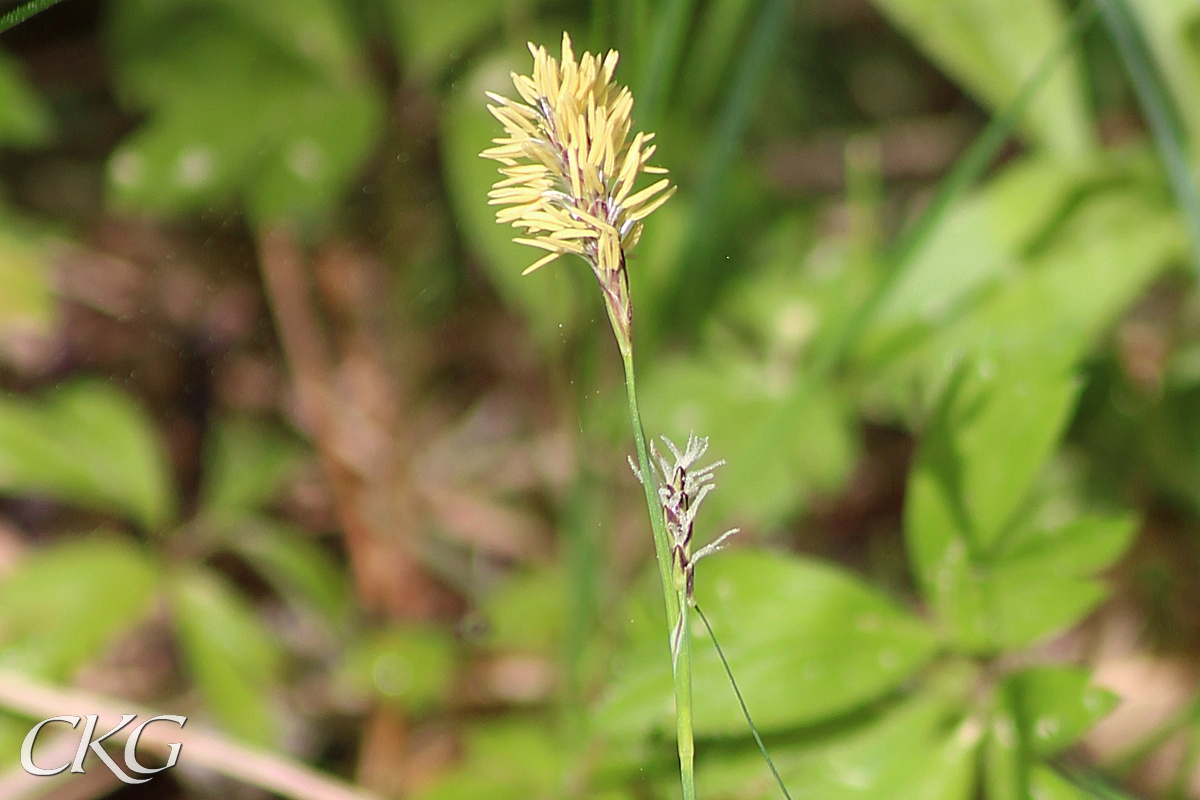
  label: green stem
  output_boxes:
[620,349,695,800]
[675,598,696,800]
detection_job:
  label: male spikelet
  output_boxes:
[481,32,675,352]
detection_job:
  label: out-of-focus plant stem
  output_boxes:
[620,348,696,800]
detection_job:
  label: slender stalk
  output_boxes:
[620,349,695,800]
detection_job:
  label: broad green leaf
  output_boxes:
[171,567,281,746]
[957,367,1081,550]
[859,155,1133,363]
[596,551,939,738]
[995,514,1137,577]
[880,188,1184,412]
[440,51,580,350]
[907,365,1135,650]
[384,0,507,79]
[639,351,856,528]
[0,536,156,680]
[1029,767,1108,800]
[866,0,1092,156]
[201,416,305,516]
[413,720,561,800]
[105,1,384,222]
[1007,666,1119,756]
[696,667,980,800]
[343,627,455,715]
[0,50,50,146]
[0,381,175,530]
[220,518,349,623]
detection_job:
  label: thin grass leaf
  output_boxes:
[636,0,696,125]
[818,1,1098,376]
[0,0,67,35]
[659,0,789,334]
[695,604,793,800]
[1093,0,1200,279]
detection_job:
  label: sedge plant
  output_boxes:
[480,33,789,800]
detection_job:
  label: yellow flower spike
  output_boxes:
[480,31,675,353]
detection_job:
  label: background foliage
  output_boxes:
[0,0,1199,798]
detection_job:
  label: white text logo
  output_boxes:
[20,715,186,784]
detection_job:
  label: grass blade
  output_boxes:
[659,0,789,334]
[695,604,793,800]
[636,0,697,125]
[1092,0,1200,278]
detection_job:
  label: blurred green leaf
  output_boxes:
[441,51,581,350]
[697,666,979,800]
[1030,767,1112,800]
[485,567,565,653]
[384,0,506,79]
[640,351,856,528]
[678,0,757,113]
[0,221,55,346]
[858,153,1121,359]
[865,0,1092,156]
[907,364,1136,650]
[105,0,384,223]
[0,50,50,146]
[343,626,455,714]
[0,536,156,680]
[871,184,1184,417]
[201,416,305,516]
[983,689,1027,800]
[171,566,281,746]
[1007,666,1119,756]
[220,517,349,623]
[413,720,562,800]
[932,362,1082,552]
[597,551,939,738]
[1118,0,1200,151]
[0,381,175,530]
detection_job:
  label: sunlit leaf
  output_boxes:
[697,666,979,800]
[0,536,156,680]
[201,416,305,516]
[907,364,1136,651]
[0,381,175,530]
[220,517,349,623]
[0,50,50,146]
[384,0,508,79]
[866,0,1092,155]
[640,351,856,528]
[171,567,281,746]
[105,0,384,222]
[1008,666,1119,756]
[597,551,939,738]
